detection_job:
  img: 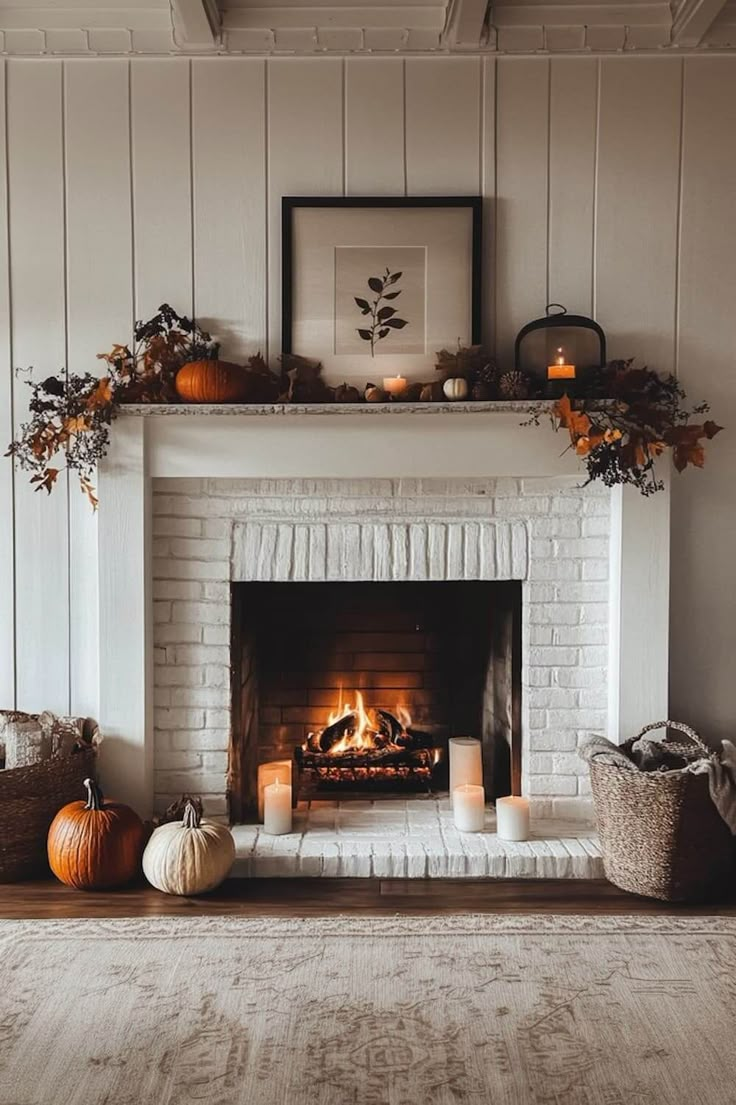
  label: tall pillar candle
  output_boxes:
[257,760,292,821]
[495,795,530,841]
[449,737,483,803]
[453,784,486,832]
[263,780,293,835]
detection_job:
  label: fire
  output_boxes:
[304,691,413,757]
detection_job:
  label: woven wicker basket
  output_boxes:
[0,747,97,882]
[588,721,735,901]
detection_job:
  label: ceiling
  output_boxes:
[0,0,733,54]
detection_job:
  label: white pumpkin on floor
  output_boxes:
[143,800,235,896]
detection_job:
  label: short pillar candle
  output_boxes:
[453,784,486,832]
[449,737,483,803]
[257,760,292,821]
[263,780,293,835]
[495,795,530,841]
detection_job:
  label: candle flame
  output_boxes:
[555,347,565,365]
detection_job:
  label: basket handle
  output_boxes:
[633,720,710,756]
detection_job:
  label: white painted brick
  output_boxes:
[172,685,228,708]
[205,664,230,686]
[555,538,609,559]
[171,645,229,666]
[529,559,580,581]
[529,604,581,626]
[156,624,202,644]
[171,729,229,751]
[202,751,228,772]
[154,558,226,580]
[529,645,579,666]
[579,646,608,667]
[203,582,230,602]
[530,751,582,775]
[275,27,318,51]
[364,27,409,50]
[530,774,578,796]
[156,665,204,687]
[578,687,608,709]
[46,29,89,53]
[205,708,229,728]
[171,601,229,625]
[170,537,229,560]
[528,709,548,730]
[318,27,364,50]
[532,517,581,538]
[530,731,578,752]
[203,518,231,539]
[153,580,203,601]
[225,28,275,52]
[152,538,170,558]
[582,516,611,537]
[545,25,586,50]
[155,749,203,771]
[204,625,230,646]
[153,601,171,623]
[156,770,227,794]
[553,625,607,645]
[155,707,205,729]
[556,667,607,688]
[5,29,45,53]
[527,687,579,710]
[89,28,133,53]
[549,708,605,729]
[585,25,625,49]
[154,516,202,537]
[529,626,554,645]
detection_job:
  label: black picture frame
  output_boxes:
[281,196,483,358]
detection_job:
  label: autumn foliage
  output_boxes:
[547,360,722,495]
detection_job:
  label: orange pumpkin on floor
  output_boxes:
[175,359,250,404]
[47,778,145,890]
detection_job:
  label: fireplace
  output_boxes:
[230,581,521,818]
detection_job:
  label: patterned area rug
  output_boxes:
[1,914,735,1105]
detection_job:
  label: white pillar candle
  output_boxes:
[453,784,486,832]
[496,795,530,841]
[263,779,293,835]
[449,737,483,803]
[257,759,292,821]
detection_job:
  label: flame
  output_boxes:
[305,691,413,756]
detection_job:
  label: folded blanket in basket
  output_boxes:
[580,734,736,834]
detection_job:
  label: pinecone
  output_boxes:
[475,360,499,388]
[471,381,492,401]
[498,370,530,401]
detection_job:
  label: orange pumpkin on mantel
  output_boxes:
[175,359,251,404]
[47,778,145,890]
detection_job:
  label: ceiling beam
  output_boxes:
[170,0,220,45]
[442,0,490,45]
[672,0,729,43]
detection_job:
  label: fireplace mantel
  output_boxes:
[99,410,670,814]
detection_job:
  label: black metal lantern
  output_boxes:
[515,305,606,396]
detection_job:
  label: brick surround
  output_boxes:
[152,475,611,822]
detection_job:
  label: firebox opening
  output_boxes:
[230,581,521,822]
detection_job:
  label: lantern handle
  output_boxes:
[545,304,567,317]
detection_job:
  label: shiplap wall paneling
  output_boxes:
[671,58,736,743]
[345,58,405,196]
[481,57,496,352]
[65,59,132,719]
[192,59,266,361]
[0,61,13,707]
[7,61,70,714]
[548,59,598,317]
[404,58,482,197]
[267,58,344,357]
[495,58,549,368]
[595,58,683,368]
[132,59,192,323]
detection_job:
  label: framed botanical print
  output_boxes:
[282,197,482,380]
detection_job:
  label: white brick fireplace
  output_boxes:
[97,403,670,861]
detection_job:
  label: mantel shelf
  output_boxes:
[119,400,553,418]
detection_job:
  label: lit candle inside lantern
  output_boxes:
[257,760,291,821]
[449,737,483,806]
[495,795,530,841]
[382,374,408,397]
[453,783,486,832]
[263,779,293,835]
[547,347,576,380]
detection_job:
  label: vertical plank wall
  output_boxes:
[0,55,734,737]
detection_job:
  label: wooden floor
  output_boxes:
[2,877,736,919]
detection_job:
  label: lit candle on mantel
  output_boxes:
[257,760,291,821]
[263,779,293,835]
[453,783,486,832]
[547,347,576,380]
[382,374,408,398]
[495,795,530,841]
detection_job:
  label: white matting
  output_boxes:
[231,798,603,879]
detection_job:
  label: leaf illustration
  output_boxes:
[378,328,390,339]
[377,306,397,321]
[354,297,371,313]
[357,329,373,341]
[387,272,402,284]
[383,291,401,300]
[368,277,383,293]
[382,318,408,329]
[353,267,410,355]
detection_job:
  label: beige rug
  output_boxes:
[1,914,735,1105]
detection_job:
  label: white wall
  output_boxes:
[1,55,734,740]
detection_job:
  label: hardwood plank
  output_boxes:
[495,58,549,368]
[64,59,132,719]
[267,57,343,357]
[345,58,405,197]
[548,58,598,316]
[0,59,14,708]
[6,59,69,715]
[193,58,267,360]
[595,57,683,368]
[1,877,734,920]
[670,57,736,746]
[132,58,192,321]
[405,57,481,195]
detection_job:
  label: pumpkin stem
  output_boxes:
[83,777,104,810]
[182,800,201,830]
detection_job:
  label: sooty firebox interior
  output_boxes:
[230,581,520,821]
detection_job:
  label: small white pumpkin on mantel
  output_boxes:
[442,377,469,401]
[142,800,235,896]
